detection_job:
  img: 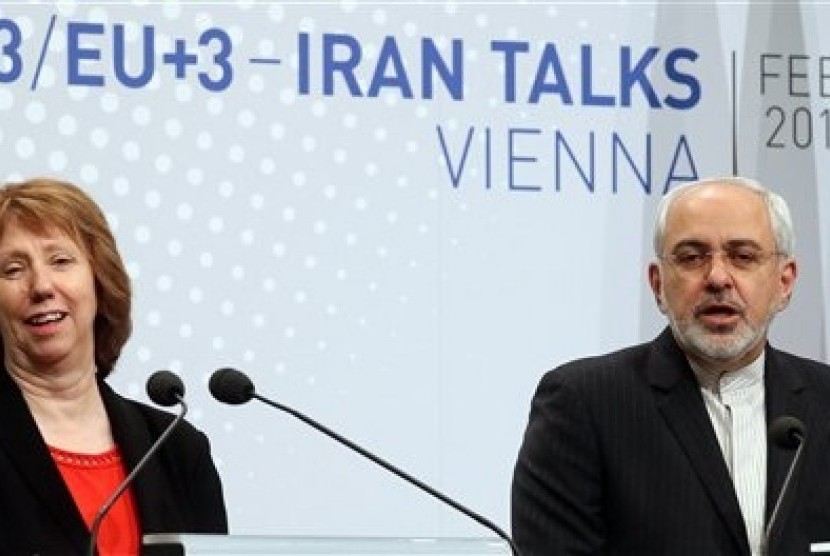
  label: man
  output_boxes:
[512,177,830,555]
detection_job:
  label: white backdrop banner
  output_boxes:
[0,0,828,538]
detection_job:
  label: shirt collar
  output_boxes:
[690,350,765,400]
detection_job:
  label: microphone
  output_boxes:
[146,370,186,407]
[761,415,806,556]
[86,370,188,556]
[209,367,520,556]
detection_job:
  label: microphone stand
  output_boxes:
[761,435,805,556]
[86,395,188,556]
[252,393,520,556]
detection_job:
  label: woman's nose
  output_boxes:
[30,265,55,302]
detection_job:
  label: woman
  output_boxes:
[0,178,227,554]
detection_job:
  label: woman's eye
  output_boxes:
[2,264,23,278]
[52,255,74,267]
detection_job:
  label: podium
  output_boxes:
[143,534,512,555]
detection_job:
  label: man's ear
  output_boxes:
[648,262,667,314]
[777,258,797,312]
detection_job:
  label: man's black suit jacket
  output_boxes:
[0,368,228,555]
[512,328,830,555]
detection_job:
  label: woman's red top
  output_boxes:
[49,445,140,555]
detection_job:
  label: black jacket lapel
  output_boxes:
[648,329,750,555]
[763,347,805,545]
[0,369,90,553]
[99,380,186,535]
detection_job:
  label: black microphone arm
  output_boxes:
[762,415,807,556]
[209,367,520,556]
[86,370,188,556]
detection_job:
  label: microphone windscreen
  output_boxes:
[146,370,185,407]
[769,415,806,450]
[209,368,255,405]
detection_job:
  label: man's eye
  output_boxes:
[675,252,706,265]
[729,250,761,265]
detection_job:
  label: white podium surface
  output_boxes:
[143,534,511,555]
[812,542,830,553]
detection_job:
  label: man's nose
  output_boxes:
[704,251,736,288]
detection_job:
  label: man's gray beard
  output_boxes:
[668,315,772,362]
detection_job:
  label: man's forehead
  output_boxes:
[668,184,766,221]
[673,181,763,206]
[664,184,774,243]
